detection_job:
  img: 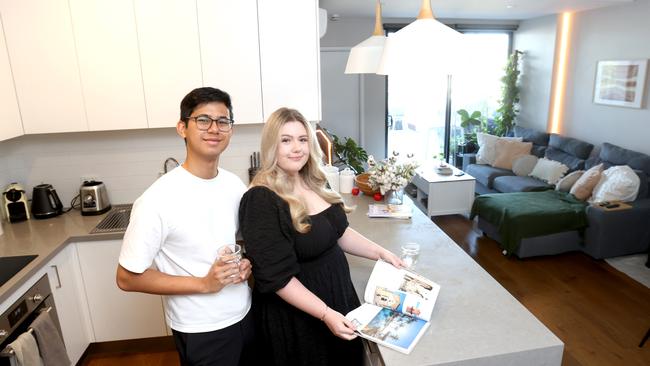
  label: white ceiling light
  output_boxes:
[376,0,465,76]
[344,1,386,74]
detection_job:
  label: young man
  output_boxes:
[117,87,253,366]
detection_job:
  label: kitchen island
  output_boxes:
[344,195,563,366]
[1,196,563,365]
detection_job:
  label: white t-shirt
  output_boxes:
[119,166,251,333]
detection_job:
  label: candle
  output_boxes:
[323,165,339,192]
[339,168,355,194]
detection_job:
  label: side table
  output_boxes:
[411,166,476,217]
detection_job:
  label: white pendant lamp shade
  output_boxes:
[345,35,386,74]
[345,1,386,74]
[376,1,465,77]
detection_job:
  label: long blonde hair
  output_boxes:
[251,107,351,233]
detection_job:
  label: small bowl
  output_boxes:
[354,173,379,195]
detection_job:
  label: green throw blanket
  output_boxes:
[470,190,589,255]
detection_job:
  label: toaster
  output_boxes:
[80,181,111,216]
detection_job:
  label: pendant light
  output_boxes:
[376,0,464,76]
[344,1,386,74]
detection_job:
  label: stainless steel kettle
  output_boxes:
[31,184,63,219]
[80,180,111,216]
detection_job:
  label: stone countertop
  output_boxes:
[0,209,123,304]
[1,195,563,365]
[343,195,563,366]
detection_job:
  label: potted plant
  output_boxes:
[331,133,368,174]
[493,50,523,136]
[456,109,481,154]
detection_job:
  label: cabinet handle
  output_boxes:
[51,265,62,289]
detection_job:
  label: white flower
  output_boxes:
[367,155,419,195]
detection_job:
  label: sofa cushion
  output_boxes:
[570,163,603,201]
[591,165,641,203]
[530,145,548,158]
[514,126,550,146]
[529,158,569,185]
[545,146,587,172]
[465,164,514,188]
[493,140,533,170]
[634,170,648,200]
[512,155,538,176]
[492,176,552,193]
[476,133,522,165]
[599,142,650,176]
[549,134,594,159]
[555,170,584,192]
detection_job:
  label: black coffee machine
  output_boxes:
[2,183,30,222]
[31,184,63,219]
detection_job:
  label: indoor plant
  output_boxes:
[331,133,368,174]
[493,50,523,136]
[456,109,482,153]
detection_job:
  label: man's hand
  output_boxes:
[202,257,240,293]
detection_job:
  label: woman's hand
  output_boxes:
[234,258,252,284]
[380,248,405,268]
[322,308,358,341]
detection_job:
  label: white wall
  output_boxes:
[563,0,650,155]
[0,125,262,206]
[513,15,557,132]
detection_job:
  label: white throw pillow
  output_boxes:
[529,158,569,185]
[590,165,640,203]
[476,133,522,166]
[555,170,584,192]
[512,155,539,177]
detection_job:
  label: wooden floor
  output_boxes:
[80,215,650,366]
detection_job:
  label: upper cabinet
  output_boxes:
[0,16,23,141]
[258,0,321,122]
[0,0,320,136]
[197,0,263,124]
[134,0,203,129]
[69,0,148,131]
[0,0,87,134]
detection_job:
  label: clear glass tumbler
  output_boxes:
[400,242,420,269]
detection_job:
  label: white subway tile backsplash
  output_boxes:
[0,124,263,205]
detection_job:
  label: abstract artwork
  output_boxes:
[593,60,648,108]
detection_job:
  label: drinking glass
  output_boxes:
[218,244,242,275]
[400,242,420,269]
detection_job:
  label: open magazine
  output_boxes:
[346,260,441,354]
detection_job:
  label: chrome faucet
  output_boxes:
[163,157,180,174]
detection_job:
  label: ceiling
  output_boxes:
[319,0,634,20]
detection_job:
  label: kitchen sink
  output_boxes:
[0,255,37,287]
[91,204,132,233]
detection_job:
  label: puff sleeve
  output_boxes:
[238,186,300,293]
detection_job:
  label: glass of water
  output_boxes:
[400,242,420,269]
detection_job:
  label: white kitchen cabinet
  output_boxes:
[69,0,148,131]
[258,0,321,122]
[197,0,264,124]
[0,16,23,141]
[75,239,167,342]
[134,0,203,128]
[46,245,93,365]
[0,0,87,134]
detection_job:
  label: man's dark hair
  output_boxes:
[180,87,234,122]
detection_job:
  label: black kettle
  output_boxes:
[31,184,63,219]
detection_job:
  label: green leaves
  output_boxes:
[457,109,482,129]
[331,133,368,174]
[493,50,523,136]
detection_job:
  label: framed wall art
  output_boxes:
[593,59,648,108]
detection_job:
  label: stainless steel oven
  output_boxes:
[0,274,63,365]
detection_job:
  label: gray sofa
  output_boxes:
[468,130,650,259]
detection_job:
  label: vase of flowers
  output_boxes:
[367,153,418,205]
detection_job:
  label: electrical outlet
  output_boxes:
[80,175,99,185]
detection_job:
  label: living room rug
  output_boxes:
[606,254,650,288]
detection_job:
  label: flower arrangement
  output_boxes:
[367,153,419,195]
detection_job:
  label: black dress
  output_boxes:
[239,186,363,366]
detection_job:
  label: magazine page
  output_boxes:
[346,303,430,355]
[363,260,440,321]
[367,204,412,219]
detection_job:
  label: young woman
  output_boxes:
[239,107,403,365]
